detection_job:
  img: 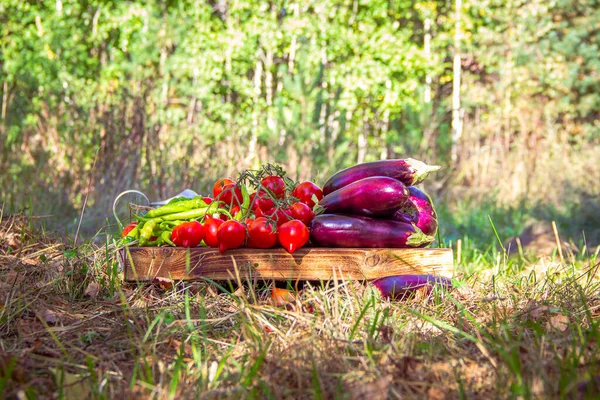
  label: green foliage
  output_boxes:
[0,0,598,234]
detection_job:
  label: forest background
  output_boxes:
[1,0,599,245]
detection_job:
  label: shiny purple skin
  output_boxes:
[310,214,434,248]
[319,176,410,217]
[392,186,438,237]
[371,275,452,300]
[391,200,418,224]
[322,158,441,196]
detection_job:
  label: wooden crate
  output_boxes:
[118,247,453,282]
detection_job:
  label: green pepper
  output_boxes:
[160,220,182,230]
[234,184,250,221]
[160,207,233,221]
[146,197,209,218]
[125,225,140,239]
[139,220,157,246]
[117,235,138,247]
[161,230,175,246]
[167,196,190,204]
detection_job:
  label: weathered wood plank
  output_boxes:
[119,247,453,282]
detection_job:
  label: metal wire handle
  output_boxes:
[112,190,150,229]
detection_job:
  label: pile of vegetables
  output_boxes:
[118,165,322,254]
[118,159,440,253]
[311,158,440,248]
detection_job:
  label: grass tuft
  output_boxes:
[0,212,599,398]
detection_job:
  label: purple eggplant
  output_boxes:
[323,158,440,196]
[318,176,410,217]
[310,214,434,248]
[392,186,438,236]
[371,274,452,300]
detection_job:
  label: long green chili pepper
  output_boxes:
[167,196,189,204]
[160,207,233,221]
[125,225,140,239]
[117,235,137,247]
[145,197,209,218]
[159,220,182,230]
[234,184,250,221]
[139,220,157,246]
[161,230,175,246]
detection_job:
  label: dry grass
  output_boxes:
[1,213,599,399]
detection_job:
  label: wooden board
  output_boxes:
[119,247,453,282]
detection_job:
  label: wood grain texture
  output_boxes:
[119,247,453,282]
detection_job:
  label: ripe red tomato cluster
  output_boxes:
[163,175,323,254]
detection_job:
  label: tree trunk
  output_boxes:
[451,0,463,164]
[424,16,432,104]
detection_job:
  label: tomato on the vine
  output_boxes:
[247,217,278,249]
[253,204,264,218]
[261,176,286,199]
[264,207,292,226]
[203,215,223,247]
[289,202,315,226]
[217,220,247,253]
[278,220,310,254]
[255,190,275,212]
[219,183,243,207]
[171,221,204,248]
[292,181,323,207]
[121,222,137,237]
[213,178,235,198]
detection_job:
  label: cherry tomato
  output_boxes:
[202,197,213,205]
[278,220,310,254]
[247,217,278,249]
[292,181,323,207]
[171,221,204,248]
[289,202,315,226]
[213,178,235,198]
[264,207,292,226]
[256,190,275,212]
[219,183,243,207]
[271,287,296,306]
[253,202,264,218]
[203,215,223,247]
[121,222,137,237]
[217,220,247,253]
[261,176,286,199]
[231,205,241,216]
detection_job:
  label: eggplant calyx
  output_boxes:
[405,224,434,247]
[406,158,441,185]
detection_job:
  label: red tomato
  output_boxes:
[213,178,235,198]
[278,220,310,254]
[203,215,223,247]
[247,217,278,249]
[253,203,264,218]
[256,190,275,212]
[171,221,204,248]
[261,176,286,199]
[121,222,137,237]
[202,197,213,205]
[230,205,241,216]
[271,287,296,306]
[289,202,315,226]
[264,207,292,226]
[292,181,323,207]
[217,220,247,253]
[219,183,243,207]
